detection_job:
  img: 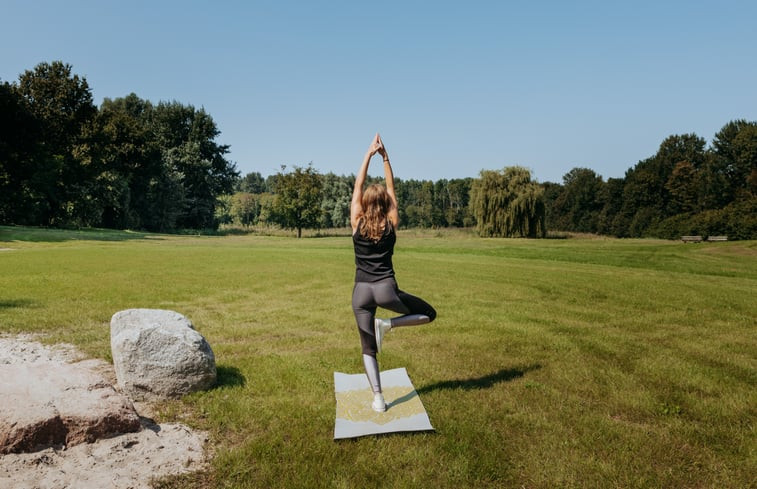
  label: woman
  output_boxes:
[351,133,437,412]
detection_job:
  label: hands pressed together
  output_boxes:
[368,133,388,160]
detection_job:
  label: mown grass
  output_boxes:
[1,225,755,488]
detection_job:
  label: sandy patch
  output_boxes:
[0,335,208,489]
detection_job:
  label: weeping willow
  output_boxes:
[471,166,546,237]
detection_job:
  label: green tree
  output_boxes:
[215,194,233,225]
[237,171,266,194]
[554,168,605,233]
[712,120,757,200]
[319,172,352,228]
[432,179,449,227]
[95,94,159,229]
[265,174,281,193]
[17,62,96,154]
[417,181,435,227]
[231,192,266,226]
[149,101,239,230]
[92,95,237,231]
[0,80,41,224]
[257,193,277,225]
[471,166,546,238]
[398,179,433,227]
[542,181,564,231]
[16,61,97,225]
[598,177,624,235]
[616,134,706,236]
[273,164,323,237]
[665,161,699,214]
[445,178,474,227]
[144,169,186,232]
[696,152,731,210]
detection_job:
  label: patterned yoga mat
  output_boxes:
[333,367,434,439]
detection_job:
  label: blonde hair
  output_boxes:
[359,184,392,241]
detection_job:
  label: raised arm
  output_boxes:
[377,134,400,227]
[351,134,382,231]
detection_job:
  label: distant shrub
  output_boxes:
[649,198,757,240]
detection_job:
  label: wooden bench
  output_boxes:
[706,236,728,242]
[681,236,703,243]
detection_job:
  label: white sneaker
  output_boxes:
[374,318,392,354]
[372,393,386,412]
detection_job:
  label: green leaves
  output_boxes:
[1,62,238,232]
[544,121,757,239]
[470,166,546,238]
[273,164,323,238]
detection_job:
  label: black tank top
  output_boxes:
[353,220,396,282]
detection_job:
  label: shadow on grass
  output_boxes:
[417,364,541,394]
[214,365,246,389]
[0,225,159,243]
[389,388,422,408]
[0,298,39,309]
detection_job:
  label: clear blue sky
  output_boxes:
[2,0,756,183]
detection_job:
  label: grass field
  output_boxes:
[1,225,755,488]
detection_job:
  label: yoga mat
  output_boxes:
[334,367,433,439]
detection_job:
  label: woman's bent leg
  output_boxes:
[396,289,436,324]
[373,280,437,328]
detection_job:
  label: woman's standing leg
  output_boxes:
[352,282,387,412]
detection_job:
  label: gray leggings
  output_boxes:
[352,277,437,356]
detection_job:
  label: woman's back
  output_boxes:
[353,220,396,283]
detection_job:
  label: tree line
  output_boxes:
[217,168,479,236]
[542,123,756,240]
[222,120,755,240]
[2,62,754,239]
[0,61,238,231]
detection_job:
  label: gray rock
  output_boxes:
[110,309,216,400]
[0,359,141,454]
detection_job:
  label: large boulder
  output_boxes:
[0,341,142,455]
[110,309,216,400]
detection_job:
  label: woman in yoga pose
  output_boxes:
[351,133,436,412]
